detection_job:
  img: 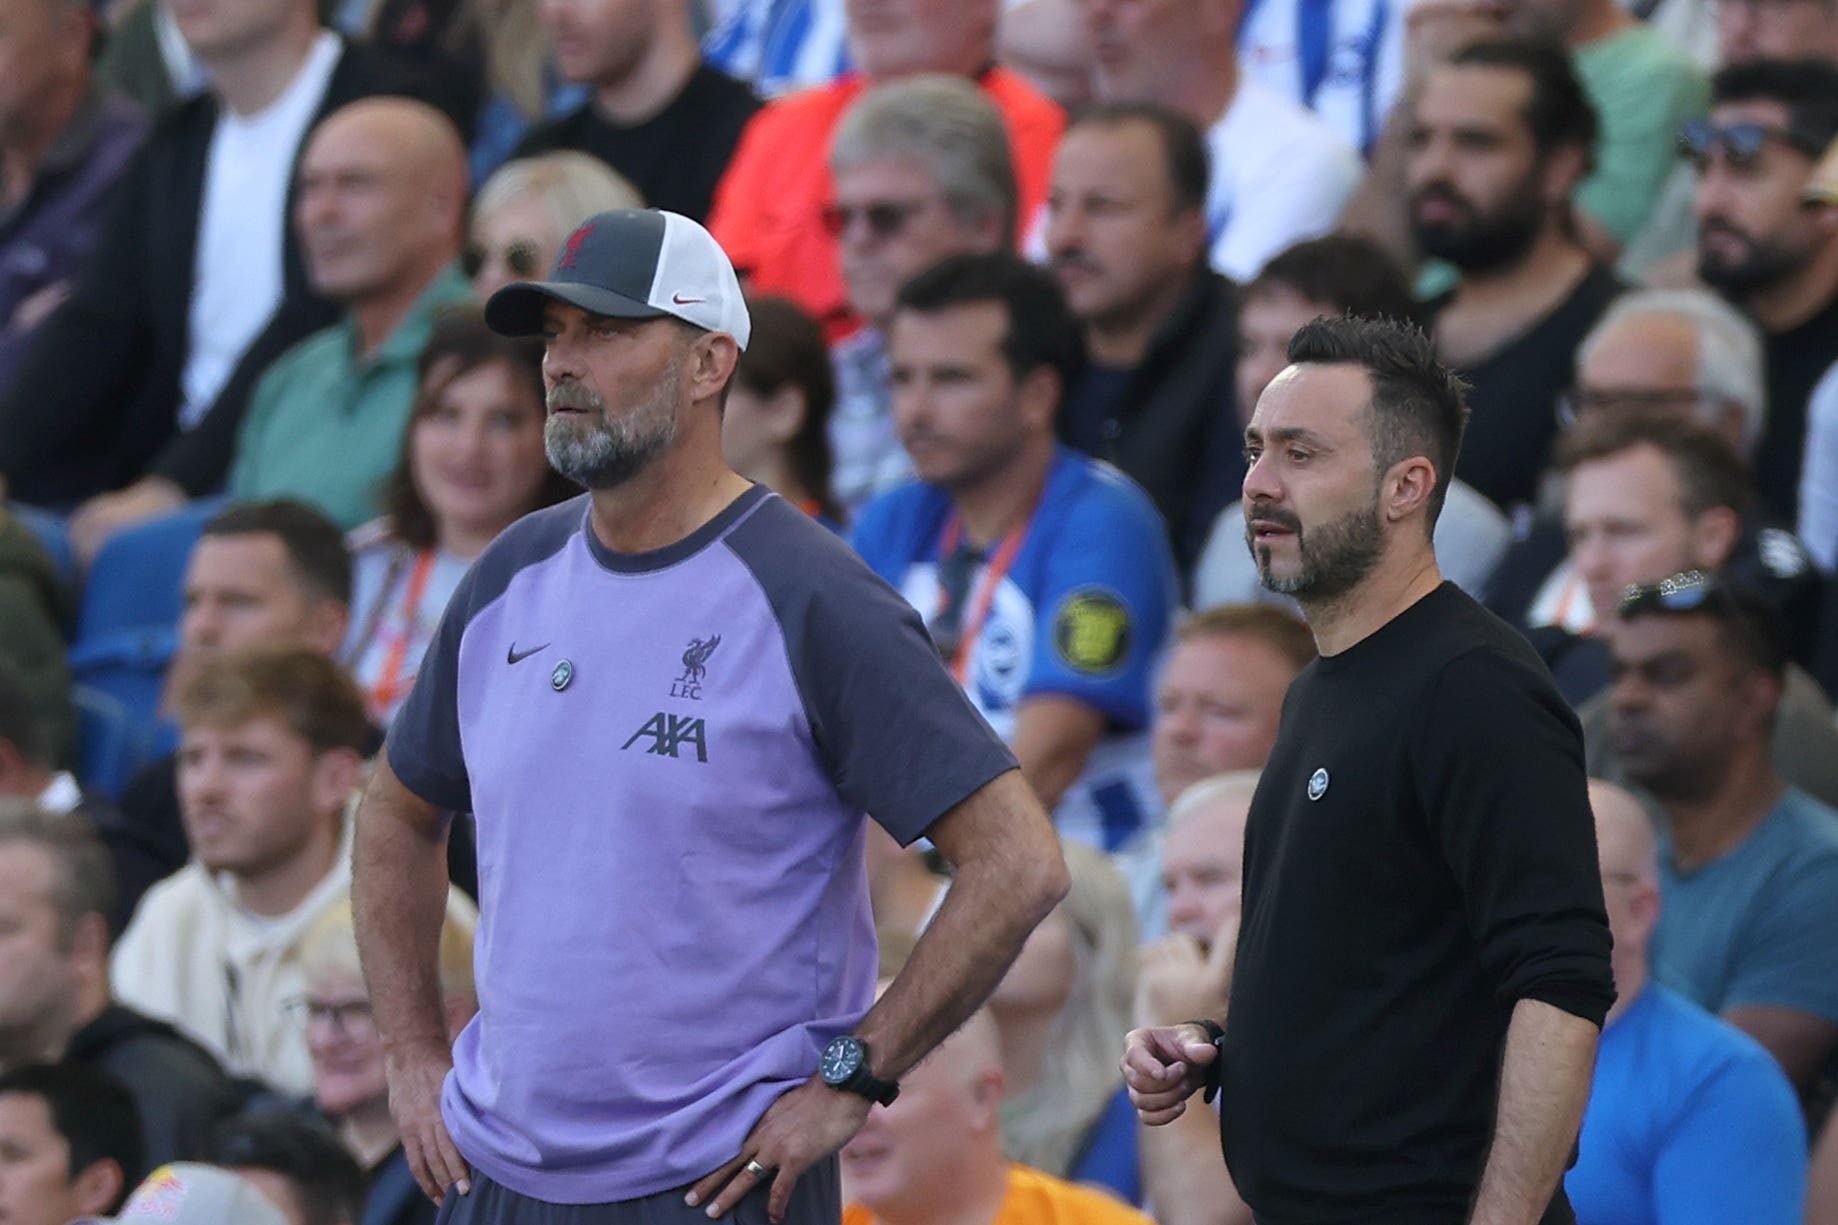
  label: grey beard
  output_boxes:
[545,413,677,489]
[543,369,682,490]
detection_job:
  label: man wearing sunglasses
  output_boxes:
[1124,315,1614,1225]
[1605,570,1838,1101]
[824,77,1017,516]
[1688,58,1838,525]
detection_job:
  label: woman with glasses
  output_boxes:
[343,311,578,723]
[466,152,642,301]
[296,897,477,1225]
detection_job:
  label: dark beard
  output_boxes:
[1697,232,1800,298]
[1410,182,1546,275]
[1248,494,1386,603]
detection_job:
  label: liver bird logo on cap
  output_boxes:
[559,223,595,271]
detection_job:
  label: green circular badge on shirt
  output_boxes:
[1053,589,1132,674]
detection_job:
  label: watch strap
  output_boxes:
[1181,1017,1226,1103]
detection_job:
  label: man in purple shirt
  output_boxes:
[353,207,1069,1223]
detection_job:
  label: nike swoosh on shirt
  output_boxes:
[507,643,550,665]
[672,293,706,305]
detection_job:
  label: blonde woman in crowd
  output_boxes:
[465,152,642,300]
[989,840,1140,1199]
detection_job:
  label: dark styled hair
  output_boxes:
[894,252,1084,390]
[0,1063,143,1209]
[1555,409,1755,519]
[1287,315,1471,525]
[201,501,353,609]
[381,308,578,552]
[1448,39,1600,173]
[735,296,843,523]
[1176,604,1318,671]
[0,801,116,946]
[172,646,371,756]
[1067,101,1211,215]
[206,1109,365,1225]
[1248,235,1418,323]
[1711,58,1838,155]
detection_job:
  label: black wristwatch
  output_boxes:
[1183,1018,1226,1104]
[819,1036,900,1106]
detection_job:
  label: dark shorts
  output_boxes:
[434,1159,841,1225]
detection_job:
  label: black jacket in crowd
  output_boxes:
[0,38,463,506]
[1058,263,1240,577]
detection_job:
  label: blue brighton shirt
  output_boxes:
[850,448,1177,849]
[1565,983,1805,1225]
[387,487,1016,1204]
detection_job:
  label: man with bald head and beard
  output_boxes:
[226,98,474,529]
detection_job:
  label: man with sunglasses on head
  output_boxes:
[824,77,1018,515]
[1605,569,1838,1103]
[1686,57,1838,526]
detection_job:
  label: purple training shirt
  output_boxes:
[387,486,1014,1204]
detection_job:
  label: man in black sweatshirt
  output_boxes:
[1122,316,1615,1224]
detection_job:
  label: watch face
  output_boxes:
[820,1037,864,1084]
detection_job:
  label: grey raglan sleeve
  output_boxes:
[730,516,1019,846]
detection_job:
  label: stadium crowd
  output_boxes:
[1,0,1838,1219]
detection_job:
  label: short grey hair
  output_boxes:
[829,74,1017,240]
[1578,288,1767,457]
[1168,769,1263,827]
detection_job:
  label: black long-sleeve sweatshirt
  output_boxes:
[1220,583,1616,1224]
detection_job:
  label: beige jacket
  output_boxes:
[110,819,357,1096]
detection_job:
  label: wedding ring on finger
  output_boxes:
[744,1159,773,1180]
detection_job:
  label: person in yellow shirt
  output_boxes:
[841,1006,1153,1225]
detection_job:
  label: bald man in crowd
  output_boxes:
[1129,774,1258,1225]
[223,98,473,530]
[842,1007,1153,1225]
[1565,781,1805,1223]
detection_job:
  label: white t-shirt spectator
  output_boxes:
[179,32,341,430]
[1204,78,1362,282]
[1236,0,1408,155]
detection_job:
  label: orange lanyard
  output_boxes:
[370,549,436,713]
[935,513,1031,686]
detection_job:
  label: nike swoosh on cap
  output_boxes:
[673,292,706,304]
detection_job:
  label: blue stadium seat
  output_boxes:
[76,497,226,641]
[69,498,226,784]
[72,684,149,799]
[8,504,75,590]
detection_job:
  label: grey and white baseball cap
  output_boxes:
[484,208,751,350]
[74,1162,290,1225]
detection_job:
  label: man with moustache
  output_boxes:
[1688,58,1838,525]
[357,208,1069,1217]
[1122,315,1615,1224]
[1410,40,1625,515]
[1046,102,1241,574]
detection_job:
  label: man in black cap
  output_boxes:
[354,208,1069,1220]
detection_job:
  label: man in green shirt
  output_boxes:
[229,97,472,530]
